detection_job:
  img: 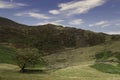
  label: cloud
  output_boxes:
[36,20,64,25]
[69,19,84,25]
[115,23,120,26]
[36,19,83,26]
[49,0,106,16]
[0,0,27,9]
[51,20,64,24]
[15,12,50,19]
[106,31,120,34]
[89,19,120,28]
[89,21,110,28]
[49,10,60,15]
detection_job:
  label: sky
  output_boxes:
[0,0,120,34]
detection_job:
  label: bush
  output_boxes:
[91,63,120,74]
[95,51,113,60]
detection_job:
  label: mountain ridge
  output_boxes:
[0,17,120,55]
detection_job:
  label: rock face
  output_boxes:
[0,17,119,54]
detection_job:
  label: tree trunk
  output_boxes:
[20,64,26,73]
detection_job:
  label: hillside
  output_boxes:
[0,40,120,80]
[1,17,119,55]
[0,17,120,80]
[0,16,120,66]
[44,40,120,68]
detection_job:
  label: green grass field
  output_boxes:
[91,63,120,74]
[0,41,120,80]
[0,62,120,80]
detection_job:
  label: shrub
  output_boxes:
[95,51,112,60]
[91,63,120,74]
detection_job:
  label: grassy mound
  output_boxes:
[95,51,113,60]
[91,63,120,74]
[0,46,16,64]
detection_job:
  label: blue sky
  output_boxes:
[0,0,120,34]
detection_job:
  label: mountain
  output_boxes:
[0,17,120,55]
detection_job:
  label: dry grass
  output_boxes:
[0,62,120,80]
[45,41,120,68]
[0,41,120,80]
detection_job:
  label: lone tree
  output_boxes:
[16,48,41,73]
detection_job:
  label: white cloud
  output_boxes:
[89,21,110,28]
[49,0,106,16]
[115,23,120,26]
[36,20,64,25]
[89,19,120,28]
[51,20,64,24]
[49,10,59,15]
[106,31,120,34]
[69,19,83,25]
[0,0,27,9]
[15,12,50,19]
[36,19,83,26]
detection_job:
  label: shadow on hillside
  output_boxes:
[20,69,47,74]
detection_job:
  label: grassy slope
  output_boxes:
[45,40,120,68]
[91,63,120,74]
[0,41,120,80]
[0,46,16,64]
[0,62,120,80]
[1,40,120,66]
